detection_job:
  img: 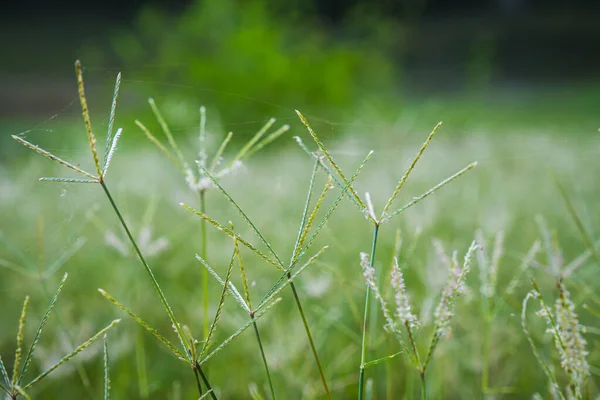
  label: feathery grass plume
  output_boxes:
[294,113,477,400]
[103,334,110,400]
[390,256,418,329]
[525,277,590,399]
[424,241,478,371]
[361,252,396,333]
[554,281,589,397]
[522,290,564,399]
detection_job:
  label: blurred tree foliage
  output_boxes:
[106,0,400,127]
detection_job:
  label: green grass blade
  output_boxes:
[293,136,363,212]
[12,295,30,388]
[552,173,600,268]
[75,60,103,179]
[103,72,122,170]
[290,159,319,264]
[209,132,233,174]
[387,162,477,221]
[196,164,284,267]
[256,245,329,311]
[183,204,282,271]
[97,289,188,362]
[198,106,207,168]
[251,320,276,400]
[199,389,214,399]
[200,248,235,358]
[381,122,441,217]
[364,351,403,369]
[102,128,123,177]
[233,118,275,162]
[45,238,86,277]
[103,334,110,400]
[0,356,10,388]
[195,254,250,313]
[293,150,374,265]
[135,120,185,172]
[521,291,565,399]
[148,98,189,169]
[11,135,98,180]
[293,176,332,264]
[0,381,7,395]
[296,110,371,219]
[199,298,282,365]
[235,237,253,310]
[135,328,149,398]
[24,319,121,390]
[245,124,290,159]
[0,231,35,270]
[14,385,32,400]
[19,273,68,384]
[0,258,32,278]
[39,177,98,184]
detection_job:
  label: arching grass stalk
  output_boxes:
[295,113,477,399]
[138,99,288,343]
[184,147,374,399]
[99,181,215,399]
[12,60,216,399]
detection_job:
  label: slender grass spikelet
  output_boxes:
[390,257,418,329]
[425,241,478,370]
[12,296,30,388]
[360,252,395,332]
[75,60,103,179]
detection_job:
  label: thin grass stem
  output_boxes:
[289,280,331,399]
[252,320,276,400]
[358,224,380,400]
[99,181,191,355]
[200,191,210,341]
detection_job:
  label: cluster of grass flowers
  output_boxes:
[6,60,599,399]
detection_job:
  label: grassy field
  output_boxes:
[1,67,600,399]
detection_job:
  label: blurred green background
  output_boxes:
[1,0,600,398]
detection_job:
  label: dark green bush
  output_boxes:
[106,0,398,127]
